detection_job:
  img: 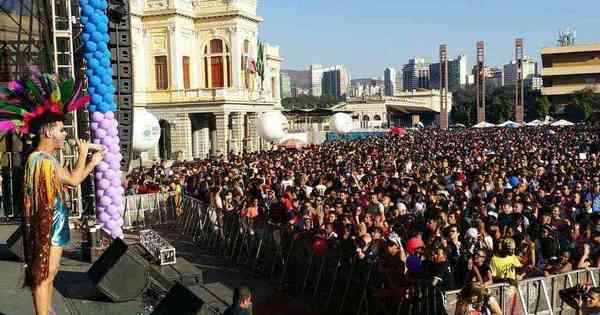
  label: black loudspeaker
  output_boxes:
[108,0,134,172]
[152,282,205,315]
[6,224,24,261]
[87,238,150,302]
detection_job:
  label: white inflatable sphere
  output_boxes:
[330,113,353,134]
[257,111,288,142]
[132,109,161,152]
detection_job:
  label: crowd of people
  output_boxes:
[125,124,600,297]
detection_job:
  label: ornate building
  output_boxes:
[130,0,283,160]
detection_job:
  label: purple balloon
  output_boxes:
[91,122,99,131]
[107,204,118,215]
[98,212,110,223]
[92,111,104,122]
[100,119,112,130]
[96,189,105,197]
[98,179,110,189]
[93,139,102,145]
[116,153,123,161]
[117,186,125,195]
[103,169,114,179]
[110,144,120,154]
[111,212,121,220]
[97,161,109,171]
[105,111,115,120]
[111,195,123,205]
[115,217,124,226]
[96,206,106,213]
[100,195,112,206]
[95,170,104,180]
[105,219,116,229]
[111,178,121,187]
[110,160,121,170]
[95,128,107,138]
[101,137,113,146]
[107,128,118,137]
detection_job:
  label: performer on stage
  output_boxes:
[0,71,104,315]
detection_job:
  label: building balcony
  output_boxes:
[541,84,600,96]
[542,65,600,77]
[136,88,276,105]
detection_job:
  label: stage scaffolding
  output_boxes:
[0,0,85,219]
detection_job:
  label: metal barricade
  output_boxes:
[123,194,600,315]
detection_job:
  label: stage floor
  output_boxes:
[0,223,278,315]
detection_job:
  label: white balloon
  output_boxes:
[132,108,161,152]
[257,111,288,142]
[330,113,353,134]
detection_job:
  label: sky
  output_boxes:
[258,0,600,78]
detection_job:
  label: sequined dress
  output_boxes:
[23,151,69,288]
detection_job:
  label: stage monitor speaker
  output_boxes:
[6,224,24,261]
[151,282,205,315]
[87,238,150,302]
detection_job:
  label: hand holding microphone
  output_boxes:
[68,139,107,154]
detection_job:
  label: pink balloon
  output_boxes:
[106,204,118,215]
[107,128,118,137]
[111,195,123,205]
[103,169,115,179]
[117,186,125,195]
[110,160,121,170]
[91,122,99,131]
[96,206,106,213]
[105,111,115,120]
[99,179,110,189]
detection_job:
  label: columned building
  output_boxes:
[131,0,282,161]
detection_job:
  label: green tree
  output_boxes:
[526,89,550,120]
[486,86,514,124]
[566,88,599,122]
[450,87,476,125]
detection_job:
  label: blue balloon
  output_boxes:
[103,34,110,43]
[97,22,108,33]
[100,58,110,67]
[82,5,93,16]
[88,58,100,69]
[81,34,90,43]
[90,76,101,87]
[94,51,104,60]
[98,0,108,10]
[80,15,88,24]
[79,0,88,6]
[97,84,108,95]
[84,53,94,60]
[102,75,112,85]
[85,41,97,52]
[98,102,108,113]
[84,22,96,33]
[91,93,102,105]
[88,105,97,112]
[102,94,113,103]
[91,31,104,43]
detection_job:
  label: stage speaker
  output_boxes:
[87,238,150,302]
[6,224,24,261]
[151,282,205,315]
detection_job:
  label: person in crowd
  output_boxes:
[560,286,600,315]
[224,286,253,315]
[455,282,502,315]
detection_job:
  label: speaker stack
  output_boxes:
[108,0,134,172]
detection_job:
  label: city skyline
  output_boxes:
[260,0,600,78]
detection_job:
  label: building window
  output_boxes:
[182,56,190,89]
[155,56,168,90]
[203,39,231,88]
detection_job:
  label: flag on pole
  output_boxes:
[256,41,265,83]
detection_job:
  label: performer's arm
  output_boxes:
[58,140,105,186]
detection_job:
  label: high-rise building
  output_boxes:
[310,64,323,97]
[280,71,292,98]
[541,43,600,106]
[394,70,403,94]
[503,58,537,86]
[384,68,396,96]
[322,65,349,101]
[403,58,430,91]
[430,54,468,91]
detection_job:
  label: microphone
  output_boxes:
[67,139,107,152]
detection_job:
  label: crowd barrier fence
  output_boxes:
[123,193,600,315]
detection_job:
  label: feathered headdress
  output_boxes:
[0,68,90,135]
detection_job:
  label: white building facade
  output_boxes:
[130,0,283,160]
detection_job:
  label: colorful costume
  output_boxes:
[0,69,89,288]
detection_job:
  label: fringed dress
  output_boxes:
[22,151,69,288]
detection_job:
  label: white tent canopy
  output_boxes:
[551,119,574,126]
[497,120,521,128]
[472,121,495,128]
[526,119,544,126]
